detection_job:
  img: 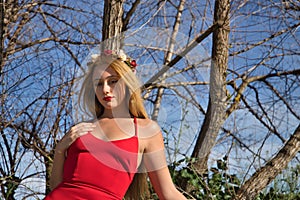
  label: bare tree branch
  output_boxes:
[234,124,300,200]
[230,22,300,56]
[144,22,219,88]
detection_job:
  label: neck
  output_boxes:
[101,104,131,119]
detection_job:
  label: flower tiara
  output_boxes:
[90,49,137,72]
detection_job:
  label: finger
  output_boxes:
[74,127,95,136]
[69,125,96,140]
[75,122,96,128]
[71,123,96,133]
[59,123,96,149]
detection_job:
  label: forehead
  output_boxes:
[92,66,118,80]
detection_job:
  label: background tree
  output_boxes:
[0,1,101,198]
[0,0,299,199]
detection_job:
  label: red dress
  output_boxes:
[45,118,138,200]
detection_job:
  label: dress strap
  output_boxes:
[133,117,138,137]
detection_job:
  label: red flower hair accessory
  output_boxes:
[99,49,137,72]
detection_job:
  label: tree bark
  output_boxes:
[151,0,185,120]
[234,124,300,200]
[102,0,124,50]
[191,0,230,173]
[45,153,54,194]
[0,0,4,74]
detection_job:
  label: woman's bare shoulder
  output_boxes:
[136,118,161,138]
[136,118,160,129]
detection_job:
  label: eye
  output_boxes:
[108,78,119,85]
[94,81,103,87]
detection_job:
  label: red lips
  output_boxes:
[103,96,113,101]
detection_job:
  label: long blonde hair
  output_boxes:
[79,53,149,199]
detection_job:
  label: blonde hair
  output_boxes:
[79,54,149,199]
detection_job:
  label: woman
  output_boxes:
[45,50,187,200]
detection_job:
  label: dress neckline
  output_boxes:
[88,117,138,143]
[87,132,137,143]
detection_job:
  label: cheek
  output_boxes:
[94,86,104,102]
[114,82,127,101]
[94,86,102,96]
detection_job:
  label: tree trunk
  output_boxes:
[102,0,124,50]
[233,124,300,200]
[44,152,54,194]
[0,0,5,74]
[151,0,185,120]
[191,0,230,173]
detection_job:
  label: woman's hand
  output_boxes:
[50,122,96,190]
[55,122,96,154]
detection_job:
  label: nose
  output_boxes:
[102,81,110,95]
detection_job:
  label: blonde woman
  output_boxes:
[45,50,187,200]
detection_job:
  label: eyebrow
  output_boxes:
[93,75,120,82]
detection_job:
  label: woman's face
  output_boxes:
[92,66,127,110]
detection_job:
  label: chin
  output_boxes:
[103,103,119,110]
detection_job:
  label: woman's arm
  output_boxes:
[49,150,66,190]
[49,122,96,190]
[147,167,187,200]
[142,121,187,200]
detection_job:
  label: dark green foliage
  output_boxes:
[167,158,300,200]
[256,164,300,200]
[169,156,240,199]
